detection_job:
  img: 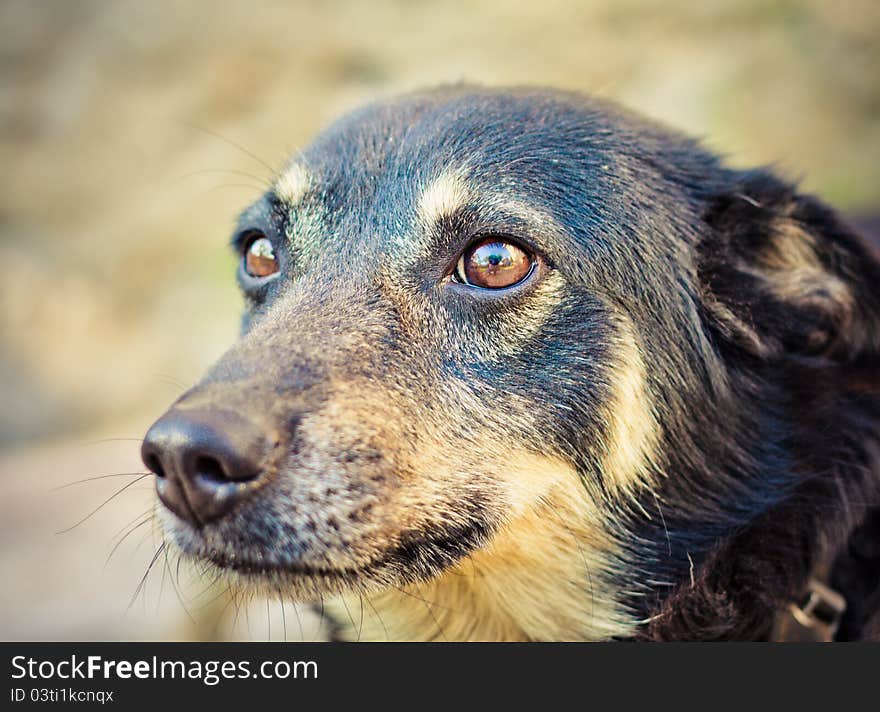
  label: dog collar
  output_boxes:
[770,577,846,642]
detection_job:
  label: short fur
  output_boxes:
[149,86,880,641]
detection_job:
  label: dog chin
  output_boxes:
[196,556,374,601]
[156,508,402,600]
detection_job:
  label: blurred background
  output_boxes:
[1,0,878,640]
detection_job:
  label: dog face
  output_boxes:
[143,87,880,640]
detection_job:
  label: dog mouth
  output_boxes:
[160,517,375,582]
[162,509,495,595]
[199,548,381,585]
[167,534,385,596]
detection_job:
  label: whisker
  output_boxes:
[278,592,288,642]
[274,589,302,642]
[127,541,167,612]
[163,547,196,624]
[207,183,267,194]
[364,596,390,641]
[109,507,154,543]
[85,437,145,445]
[230,588,244,634]
[279,142,313,174]
[265,598,271,641]
[192,576,230,612]
[210,585,236,640]
[338,596,360,642]
[131,524,159,559]
[157,548,169,612]
[314,596,325,642]
[192,569,226,605]
[53,472,148,492]
[388,583,457,612]
[105,514,154,568]
[389,584,448,641]
[175,168,273,188]
[183,124,277,175]
[175,552,185,594]
[152,373,189,394]
[57,474,152,534]
[243,590,253,639]
[291,597,304,642]
[543,501,597,625]
[422,597,448,642]
[153,372,188,387]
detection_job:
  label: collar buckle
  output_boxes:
[771,578,847,642]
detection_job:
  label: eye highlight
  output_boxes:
[454,238,534,289]
[242,234,279,279]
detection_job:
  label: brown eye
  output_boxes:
[454,238,533,289]
[243,235,278,278]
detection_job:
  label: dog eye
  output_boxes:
[243,234,279,278]
[454,238,533,289]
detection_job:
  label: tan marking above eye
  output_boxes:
[455,238,533,289]
[244,235,279,278]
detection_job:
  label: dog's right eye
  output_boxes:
[242,234,279,279]
[453,238,534,289]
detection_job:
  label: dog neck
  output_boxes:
[328,485,640,642]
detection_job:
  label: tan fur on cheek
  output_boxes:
[331,455,638,641]
[319,318,659,640]
[599,321,662,498]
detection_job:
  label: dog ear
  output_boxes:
[698,171,880,364]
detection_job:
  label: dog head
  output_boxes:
[142,87,880,639]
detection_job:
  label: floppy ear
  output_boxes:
[698,171,880,364]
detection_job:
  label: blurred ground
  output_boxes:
[1,0,878,640]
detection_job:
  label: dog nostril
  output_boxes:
[194,455,228,484]
[144,453,166,479]
[142,406,271,526]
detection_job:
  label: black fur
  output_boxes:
[631,172,880,640]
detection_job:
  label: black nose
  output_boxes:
[141,408,270,526]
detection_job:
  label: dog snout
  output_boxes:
[141,407,272,526]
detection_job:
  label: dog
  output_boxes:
[141,86,880,641]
